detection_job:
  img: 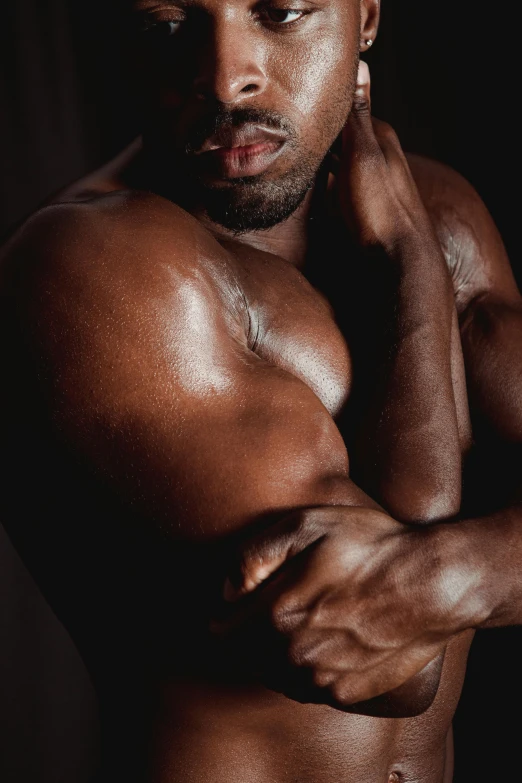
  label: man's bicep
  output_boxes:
[88,363,356,538]
[2,198,355,541]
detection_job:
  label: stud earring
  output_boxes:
[366,39,374,47]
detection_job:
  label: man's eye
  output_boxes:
[263,8,305,25]
[142,20,181,39]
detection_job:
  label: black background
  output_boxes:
[1,2,521,781]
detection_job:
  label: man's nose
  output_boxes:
[193,18,267,104]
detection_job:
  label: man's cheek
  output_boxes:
[280,36,355,125]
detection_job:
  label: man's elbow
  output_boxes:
[382,480,461,526]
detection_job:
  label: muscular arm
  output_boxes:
[400,157,522,628]
[409,153,522,447]
[0,197,359,530]
[2,194,439,714]
[334,71,463,525]
[3,185,466,716]
[440,173,522,627]
[348,226,462,524]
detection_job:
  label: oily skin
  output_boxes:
[134,0,355,175]
[130,0,364,238]
[2,0,522,782]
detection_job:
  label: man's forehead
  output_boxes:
[132,0,337,9]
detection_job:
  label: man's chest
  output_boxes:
[230,246,353,418]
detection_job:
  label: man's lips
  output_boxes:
[192,123,288,178]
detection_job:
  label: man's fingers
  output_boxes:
[343,61,374,142]
[353,60,372,116]
[223,508,337,602]
[330,643,444,707]
[344,63,403,169]
[222,514,306,602]
[341,61,383,179]
[212,550,309,636]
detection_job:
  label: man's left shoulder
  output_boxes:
[406,154,517,313]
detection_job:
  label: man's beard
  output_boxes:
[145,106,329,234]
[192,155,319,234]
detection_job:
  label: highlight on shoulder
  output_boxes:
[0,190,245,311]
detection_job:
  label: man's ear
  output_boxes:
[360,0,380,53]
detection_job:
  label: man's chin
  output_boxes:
[198,176,314,235]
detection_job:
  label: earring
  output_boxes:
[366,39,374,47]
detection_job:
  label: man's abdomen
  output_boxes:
[143,632,472,783]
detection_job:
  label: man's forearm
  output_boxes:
[335,67,463,526]
[355,236,462,524]
[431,504,522,630]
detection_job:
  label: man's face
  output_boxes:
[130,0,363,232]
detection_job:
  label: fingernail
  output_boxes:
[357,61,370,89]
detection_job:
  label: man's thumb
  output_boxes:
[223,510,326,602]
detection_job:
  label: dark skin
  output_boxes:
[1,1,521,781]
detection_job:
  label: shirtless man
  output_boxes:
[1,1,521,782]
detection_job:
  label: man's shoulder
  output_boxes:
[406,153,491,247]
[406,153,477,202]
[4,190,210,267]
[406,153,516,312]
[1,191,243,309]
[0,191,250,361]
[1,192,254,407]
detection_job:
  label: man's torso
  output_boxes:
[1,148,483,783]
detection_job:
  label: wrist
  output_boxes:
[376,230,454,307]
[421,523,494,634]
[393,231,451,279]
[459,508,522,629]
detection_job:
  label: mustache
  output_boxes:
[184,107,296,154]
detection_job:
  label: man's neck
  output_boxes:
[194,189,316,269]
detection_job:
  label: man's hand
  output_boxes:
[338,61,445,260]
[213,507,482,709]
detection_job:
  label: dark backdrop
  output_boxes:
[1,2,520,781]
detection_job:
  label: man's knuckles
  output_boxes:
[350,94,372,119]
[329,674,371,707]
[286,624,345,668]
[312,669,336,689]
